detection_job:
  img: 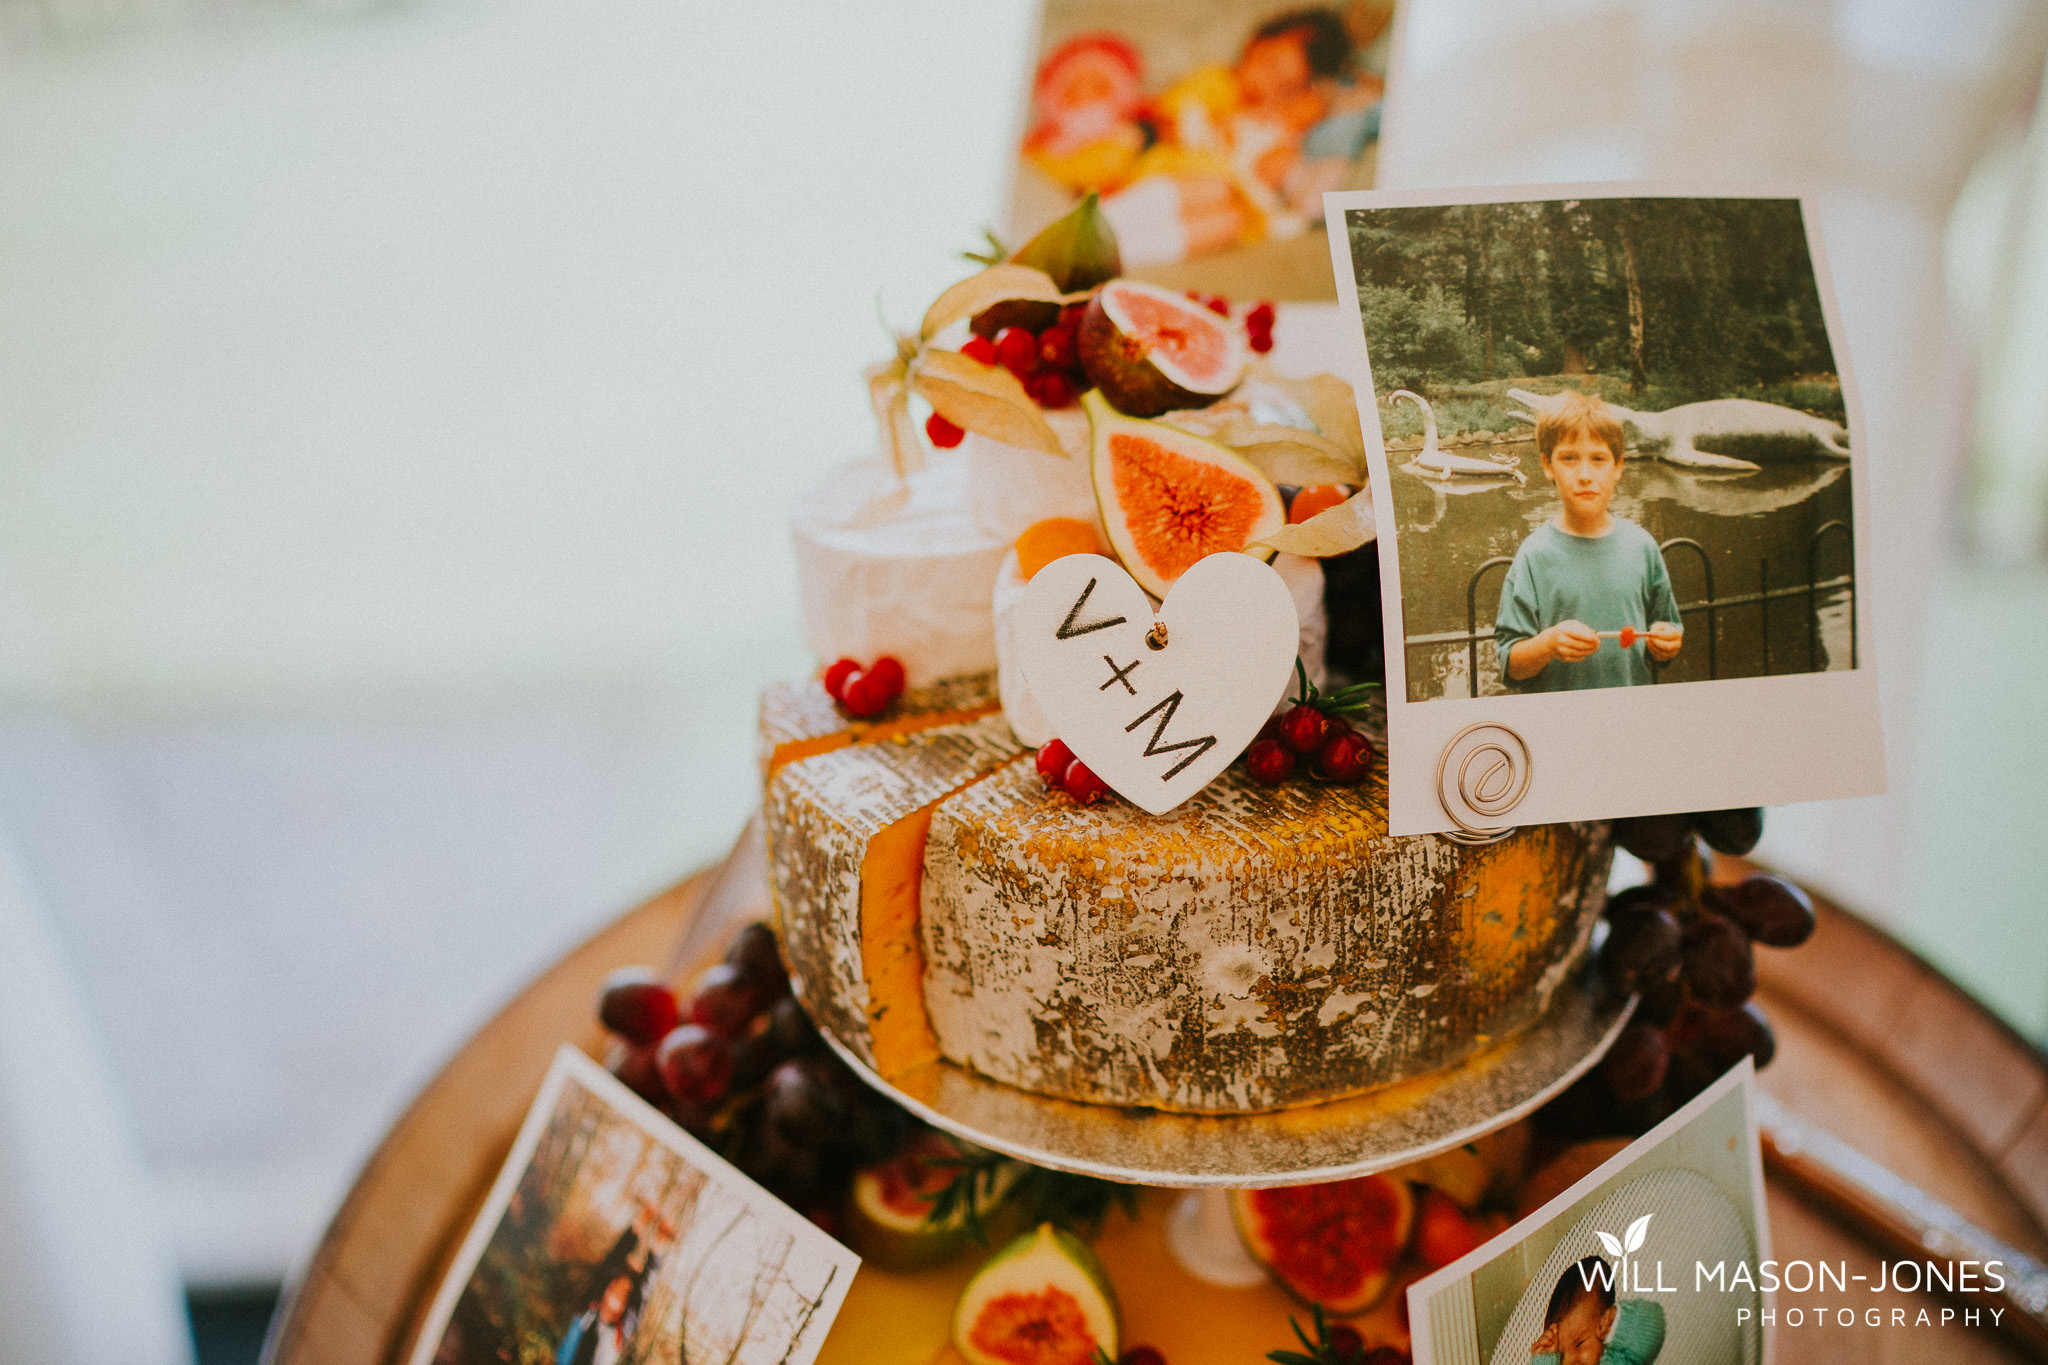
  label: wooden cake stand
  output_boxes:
[261,820,2048,1365]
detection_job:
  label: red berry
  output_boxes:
[1063,757,1110,805]
[925,412,965,448]
[994,326,1039,377]
[1059,302,1088,329]
[1204,294,1230,315]
[689,961,765,1038]
[1247,301,1276,329]
[1038,324,1078,369]
[1248,331,1274,354]
[1035,738,1075,789]
[1120,1349,1167,1365]
[864,655,905,699]
[821,657,860,701]
[1246,738,1295,786]
[960,334,998,366]
[1314,729,1374,783]
[1361,1349,1406,1365]
[1029,371,1076,408]
[656,1023,732,1104]
[597,968,681,1045]
[1325,1324,1365,1362]
[1278,704,1329,755]
[839,669,892,718]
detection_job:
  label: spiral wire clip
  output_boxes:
[1436,722,1531,846]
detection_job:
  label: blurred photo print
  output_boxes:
[407,1047,857,1365]
[1010,0,1401,299]
[1326,187,1885,836]
[1408,1064,1770,1365]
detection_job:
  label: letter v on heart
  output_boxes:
[1015,554,1299,814]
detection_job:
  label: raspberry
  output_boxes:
[925,412,965,448]
[960,334,998,366]
[1035,738,1075,789]
[1063,757,1111,805]
[994,326,1039,378]
[1278,704,1329,755]
[1246,738,1294,786]
[821,657,860,701]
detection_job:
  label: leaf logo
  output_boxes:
[1591,1214,1653,1287]
[1625,1214,1652,1253]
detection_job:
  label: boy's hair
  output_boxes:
[1536,390,1625,464]
[1544,1255,1618,1327]
[1251,8,1352,79]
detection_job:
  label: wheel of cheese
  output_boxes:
[918,762,1611,1112]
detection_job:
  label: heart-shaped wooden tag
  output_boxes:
[1015,553,1299,814]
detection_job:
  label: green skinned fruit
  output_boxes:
[953,1223,1120,1365]
[971,192,1124,338]
[843,1135,1026,1272]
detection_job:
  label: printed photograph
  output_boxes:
[409,1048,857,1365]
[1011,0,1398,298]
[1341,197,1857,704]
[1409,1067,1767,1365]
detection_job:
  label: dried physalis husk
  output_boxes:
[1252,487,1377,557]
[909,347,1063,457]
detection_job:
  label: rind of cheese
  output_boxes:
[919,761,1611,1113]
[766,715,1024,1074]
[758,673,999,780]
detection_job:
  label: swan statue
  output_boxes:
[1507,388,1850,473]
[1389,390,1526,483]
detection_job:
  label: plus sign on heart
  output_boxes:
[1014,553,1300,815]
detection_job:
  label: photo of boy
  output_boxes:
[1529,1255,1666,1365]
[1495,391,1683,692]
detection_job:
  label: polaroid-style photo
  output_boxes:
[1009,0,1402,299]
[407,1046,858,1365]
[1409,1063,1771,1365]
[1325,187,1885,836]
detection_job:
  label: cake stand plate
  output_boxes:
[823,974,1629,1188]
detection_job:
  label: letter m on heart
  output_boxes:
[1124,691,1217,781]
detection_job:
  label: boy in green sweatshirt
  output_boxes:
[1496,391,1682,692]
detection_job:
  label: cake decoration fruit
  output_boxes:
[1086,390,1283,598]
[1062,757,1110,805]
[1016,518,1108,582]
[1036,738,1076,789]
[821,657,861,703]
[833,655,906,718]
[954,1223,1120,1365]
[1413,1188,1496,1269]
[596,967,681,1046]
[1246,738,1295,786]
[928,412,968,448]
[847,1131,1023,1271]
[1079,279,1249,417]
[1232,1176,1417,1313]
[1313,729,1374,784]
[1287,484,1351,525]
[969,191,1124,340]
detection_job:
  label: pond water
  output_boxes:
[1389,439,1856,702]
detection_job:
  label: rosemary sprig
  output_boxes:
[923,1148,1141,1244]
[1294,658,1382,716]
[1265,1305,1368,1365]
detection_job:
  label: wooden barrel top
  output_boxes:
[262,834,2048,1365]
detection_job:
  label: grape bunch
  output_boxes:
[595,922,910,1226]
[1563,807,1816,1135]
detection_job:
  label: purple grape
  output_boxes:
[1682,915,1756,1010]
[689,962,767,1039]
[1635,972,1684,1027]
[1697,1001,1777,1072]
[764,1059,846,1147]
[597,967,681,1046]
[656,1023,733,1104]
[1722,875,1816,948]
[1601,1021,1671,1100]
[765,995,821,1055]
[725,920,790,998]
[1602,905,1683,990]
[1612,813,1694,862]
[1692,807,1764,857]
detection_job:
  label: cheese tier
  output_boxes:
[763,684,1613,1114]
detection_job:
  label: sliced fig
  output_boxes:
[845,1132,1022,1271]
[1231,1175,1417,1314]
[1078,279,1248,417]
[1086,389,1283,599]
[972,192,1123,338]
[953,1222,1119,1365]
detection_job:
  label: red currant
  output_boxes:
[864,655,905,699]
[960,334,998,367]
[1325,1324,1365,1363]
[656,1023,733,1104]
[1248,330,1274,354]
[1246,738,1295,786]
[994,326,1039,377]
[1059,302,1088,329]
[1246,301,1276,330]
[1063,757,1111,805]
[839,669,892,718]
[1029,371,1076,408]
[1038,325,1078,369]
[597,968,681,1045]
[1314,729,1374,783]
[821,657,860,701]
[925,412,965,448]
[1204,294,1231,316]
[1035,738,1075,789]
[1278,704,1329,755]
[1120,1348,1168,1365]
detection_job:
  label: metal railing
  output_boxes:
[1405,522,1856,697]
